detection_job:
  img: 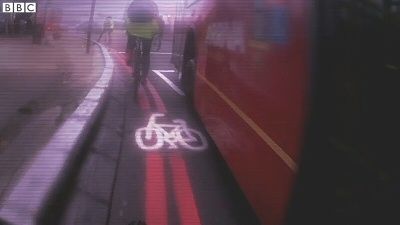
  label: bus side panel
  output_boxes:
[193,0,312,224]
[195,73,295,225]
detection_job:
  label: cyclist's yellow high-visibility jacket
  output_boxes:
[126,19,159,39]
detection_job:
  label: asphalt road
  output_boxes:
[1,1,260,223]
[58,25,260,225]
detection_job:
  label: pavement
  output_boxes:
[0,32,104,204]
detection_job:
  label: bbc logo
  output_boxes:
[2,2,37,13]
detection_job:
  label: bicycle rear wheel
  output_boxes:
[132,38,143,101]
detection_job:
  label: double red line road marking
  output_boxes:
[113,50,202,225]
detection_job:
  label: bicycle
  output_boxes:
[135,113,208,151]
[130,32,161,100]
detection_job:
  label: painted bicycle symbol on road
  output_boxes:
[135,113,208,151]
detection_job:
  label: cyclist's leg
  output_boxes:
[141,38,153,84]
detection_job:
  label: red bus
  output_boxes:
[171,0,312,224]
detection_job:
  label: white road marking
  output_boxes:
[135,113,207,151]
[152,70,185,96]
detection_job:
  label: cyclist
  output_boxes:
[125,0,160,90]
[98,16,114,44]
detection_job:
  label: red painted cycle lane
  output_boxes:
[145,153,168,225]
[113,47,201,225]
[145,75,201,224]
[170,155,202,225]
[112,50,168,224]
